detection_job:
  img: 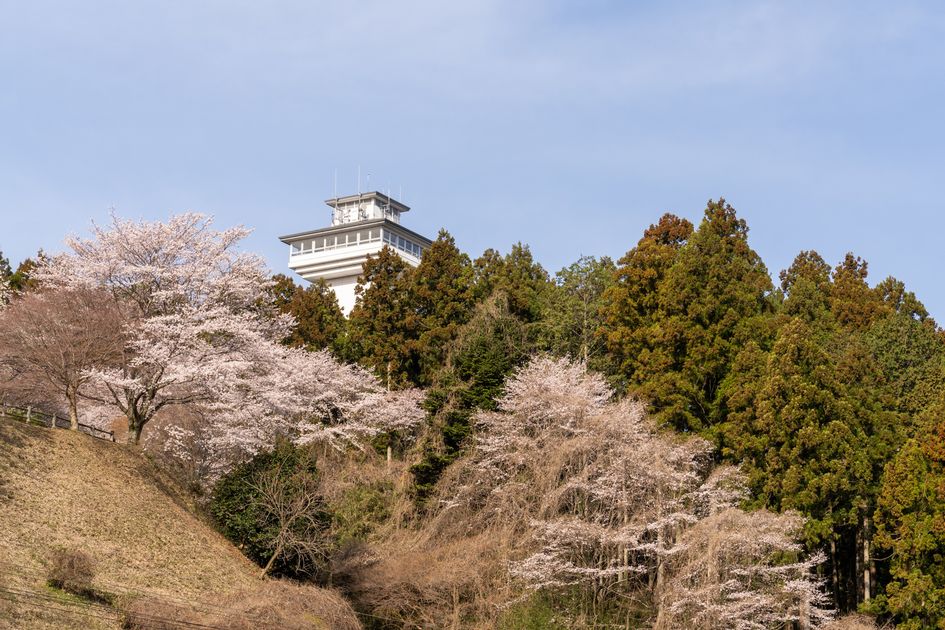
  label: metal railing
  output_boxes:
[0,404,115,442]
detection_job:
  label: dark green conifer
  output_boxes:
[411,230,475,386]
[268,274,346,354]
[641,199,773,431]
[348,246,418,388]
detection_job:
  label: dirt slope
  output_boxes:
[0,417,359,629]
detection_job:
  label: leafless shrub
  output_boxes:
[251,460,329,578]
[335,529,508,628]
[46,548,96,598]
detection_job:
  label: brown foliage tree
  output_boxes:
[0,288,124,429]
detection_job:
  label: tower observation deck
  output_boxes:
[279,191,433,315]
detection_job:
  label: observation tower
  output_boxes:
[279,191,432,314]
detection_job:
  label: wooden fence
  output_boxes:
[0,404,115,442]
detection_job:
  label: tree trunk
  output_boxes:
[799,587,811,630]
[261,541,284,578]
[67,391,79,431]
[855,526,864,606]
[863,517,871,603]
[830,539,839,607]
[127,420,143,444]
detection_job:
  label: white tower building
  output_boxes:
[279,191,433,314]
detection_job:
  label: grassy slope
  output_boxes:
[0,417,355,629]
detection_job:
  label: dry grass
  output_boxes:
[119,581,360,630]
[0,417,359,629]
[823,615,887,630]
[330,442,532,629]
[337,527,515,628]
[220,580,361,630]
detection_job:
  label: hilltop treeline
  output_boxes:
[2,198,943,628]
[272,200,945,625]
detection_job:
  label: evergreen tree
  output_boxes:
[6,252,45,293]
[411,293,530,501]
[268,274,346,355]
[779,250,832,323]
[405,242,548,501]
[874,401,945,629]
[830,253,889,330]
[470,243,551,324]
[601,213,693,389]
[472,247,504,301]
[721,251,927,611]
[875,275,931,323]
[492,243,551,324]
[737,320,869,538]
[444,293,531,413]
[640,200,773,431]
[724,315,891,610]
[411,230,475,386]
[0,251,11,280]
[865,309,945,417]
[348,247,419,388]
[539,255,615,368]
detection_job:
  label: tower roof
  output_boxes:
[325,191,410,214]
[278,217,432,246]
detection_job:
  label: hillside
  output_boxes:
[0,417,359,629]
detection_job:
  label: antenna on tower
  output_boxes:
[357,165,361,194]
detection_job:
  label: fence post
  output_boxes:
[26,406,32,424]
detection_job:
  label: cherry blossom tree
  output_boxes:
[436,355,829,626]
[655,508,831,630]
[0,278,12,310]
[202,343,424,470]
[35,213,286,443]
[30,212,426,482]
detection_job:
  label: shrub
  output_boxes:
[498,593,568,630]
[209,439,327,579]
[46,548,96,599]
[330,481,393,546]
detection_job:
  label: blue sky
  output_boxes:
[1,1,943,317]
